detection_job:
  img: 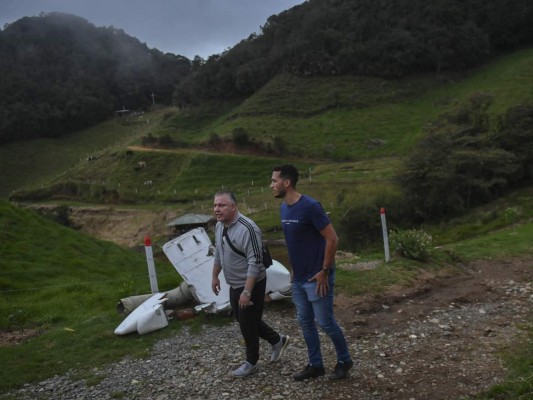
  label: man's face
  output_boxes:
[213,194,237,224]
[270,171,288,198]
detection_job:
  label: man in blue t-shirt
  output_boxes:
[270,164,353,381]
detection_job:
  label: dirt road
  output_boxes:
[329,257,532,399]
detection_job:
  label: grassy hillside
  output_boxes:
[162,48,533,159]
[0,113,164,199]
[0,201,182,390]
[4,49,532,220]
[0,48,530,257]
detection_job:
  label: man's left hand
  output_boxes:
[310,270,329,297]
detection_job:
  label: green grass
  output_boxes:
[426,186,533,260]
[0,201,187,392]
[444,222,533,261]
[475,327,533,400]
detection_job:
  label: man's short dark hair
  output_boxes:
[272,164,299,187]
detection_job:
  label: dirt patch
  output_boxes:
[0,329,40,346]
[128,139,275,157]
[25,204,179,248]
[68,206,178,248]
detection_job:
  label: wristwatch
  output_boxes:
[242,289,252,297]
[321,267,329,275]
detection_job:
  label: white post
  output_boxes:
[380,208,391,262]
[144,235,159,293]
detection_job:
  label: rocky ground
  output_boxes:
[3,257,531,400]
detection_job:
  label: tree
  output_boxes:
[0,12,191,143]
[174,0,533,105]
[397,94,521,221]
[492,106,533,184]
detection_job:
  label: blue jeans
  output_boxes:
[292,270,351,367]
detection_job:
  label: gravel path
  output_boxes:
[4,259,532,400]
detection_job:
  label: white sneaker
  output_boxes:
[270,334,290,363]
[232,361,258,378]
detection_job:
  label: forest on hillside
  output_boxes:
[0,13,192,143]
[1,0,532,144]
[175,0,533,105]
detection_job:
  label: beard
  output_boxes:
[274,189,286,198]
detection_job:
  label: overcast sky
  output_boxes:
[0,0,305,59]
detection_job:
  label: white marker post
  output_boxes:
[380,208,391,262]
[144,235,159,293]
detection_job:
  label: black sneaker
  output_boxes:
[293,364,325,381]
[328,360,354,380]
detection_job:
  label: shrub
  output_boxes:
[389,229,433,262]
[396,97,522,222]
[337,189,410,252]
[158,134,175,147]
[338,204,383,251]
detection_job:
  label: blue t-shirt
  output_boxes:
[281,195,331,281]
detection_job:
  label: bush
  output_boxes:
[338,204,383,251]
[337,189,410,252]
[396,97,523,222]
[389,229,433,262]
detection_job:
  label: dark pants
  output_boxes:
[229,277,280,365]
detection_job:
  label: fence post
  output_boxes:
[380,208,391,262]
[144,235,159,293]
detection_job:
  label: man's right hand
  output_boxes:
[212,277,220,295]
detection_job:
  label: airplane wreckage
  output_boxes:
[114,227,292,335]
